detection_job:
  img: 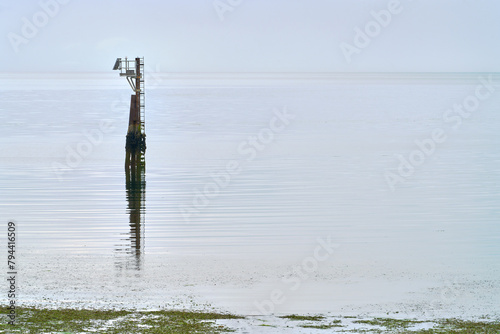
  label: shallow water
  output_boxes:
[1,72,499,316]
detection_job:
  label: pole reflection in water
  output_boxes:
[112,56,147,275]
[115,147,145,273]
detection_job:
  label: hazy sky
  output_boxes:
[1,0,499,72]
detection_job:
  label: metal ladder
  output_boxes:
[138,57,145,136]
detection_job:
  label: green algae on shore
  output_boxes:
[350,317,500,333]
[1,307,500,333]
[0,307,242,334]
[278,314,326,321]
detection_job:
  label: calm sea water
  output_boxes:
[1,72,499,315]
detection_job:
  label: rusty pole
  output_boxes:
[125,58,146,188]
[125,58,145,153]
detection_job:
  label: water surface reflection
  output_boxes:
[115,157,145,271]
